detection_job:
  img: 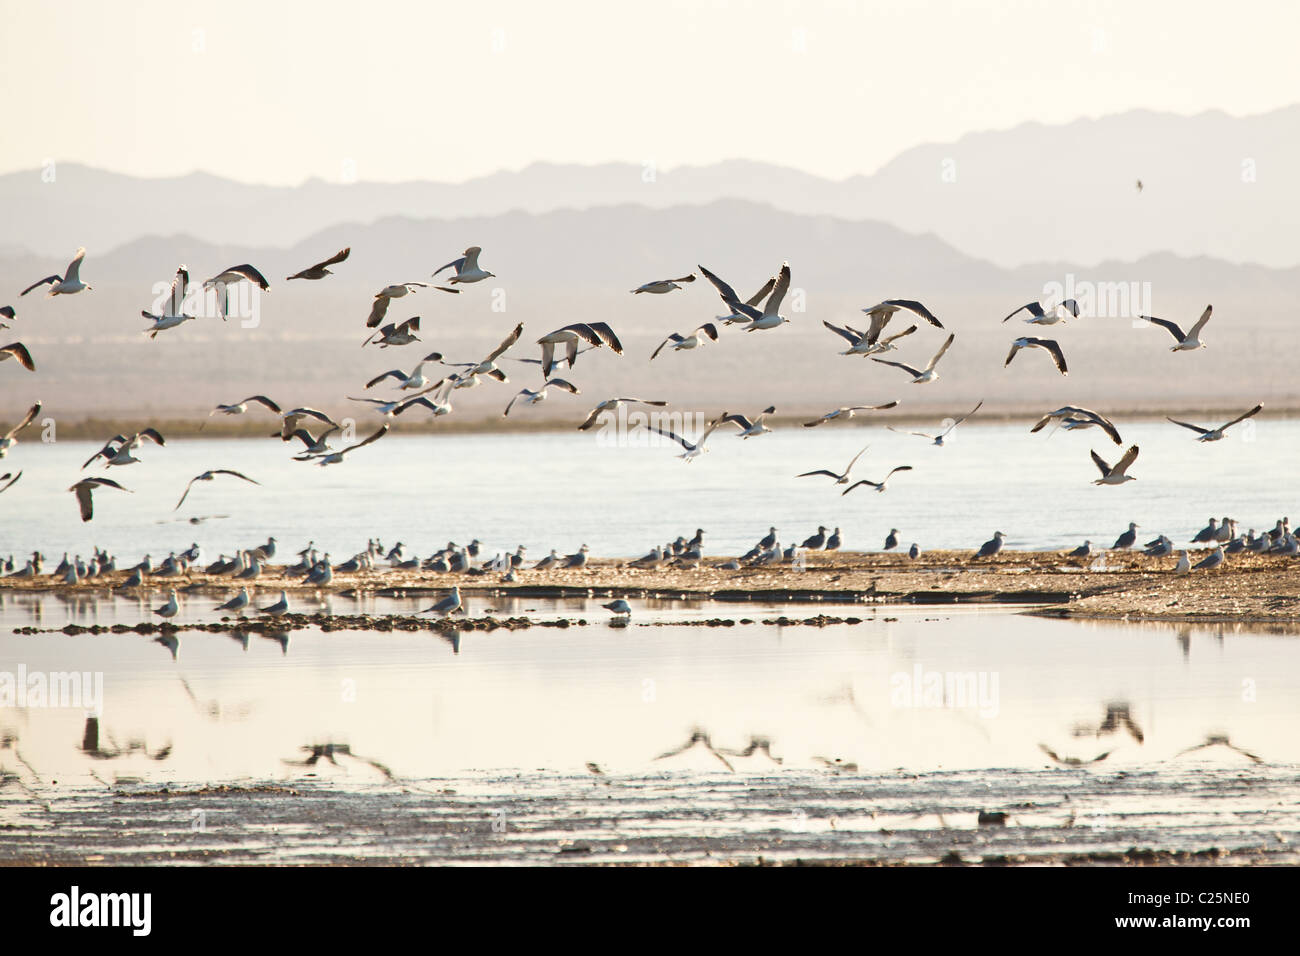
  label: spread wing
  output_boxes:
[1140,315,1185,341]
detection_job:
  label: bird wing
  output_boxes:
[884,466,914,481]
[795,469,840,479]
[1167,417,1210,435]
[213,469,259,485]
[1090,450,1112,478]
[138,428,166,446]
[4,402,40,440]
[699,323,719,342]
[649,425,691,450]
[502,391,529,417]
[73,483,95,520]
[242,395,280,413]
[822,320,859,344]
[746,276,776,307]
[167,266,189,314]
[317,247,350,269]
[1114,445,1140,475]
[885,299,943,328]
[1002,302,1034,323]
[650,334,681,361]
[538,340,557,378]
[343,423,390,454]
[925,334,955,371]
[1140,315,1185,341]
[1060,298,1081,317]
[1189,305,1213,337]
[841,480,876,495]
[720,412,754,431]
[872,358,922,377]
[845,444,870,474]
[174,477,199,511]
[229,263,270,289]
[951,400,984,429]
[697,264,743,308]
[366,295,391,328]
[586,322,624,354]
[1220,404,1262,430]
[64,247,87,282]
[547,378,580,394]
[576,405,604,431]
[432,255,467,277]
[0,343,36,371]
[20,276,59,296]
[1032,338,1068,374]
[764,263,791,315]
[880,323,918,346]
[484,322,524,362]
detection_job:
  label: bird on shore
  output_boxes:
[803,401,898,427]
[631,274,694,294]
[889,401,983,446]
[602,599,632,618]
[842,466,912,495]
[363,316,422,348]
[719,406,775,439]
[797,446,869,485]
[1193,547,1225,571]
[802,526,829,550]
[69,477,131,521]
[822,319,917,356]
[651,323,719,360]
[1167,405,1262,442]
[884,529,899,551]
[648,419,723,462]
[1112,522,1139,549]
[1068,541,1091,558]
[654,727,734,771]
[83,429,166,468]
[0,402,41,458]
[503,378,580,416]
[1173,551,1191,574]
[433,246,495,284]
[1005,337,1068,375]
[1030,406,1122,445]
[217,588,250,614]
[154,590,179,618]
[286,247,350,281]
[258,590,290,615]
[872,333,956,384]
[1002,298,1080,325]
[1140,305,1213,351]
[203,263,269,318]
[1090,445,1140,485]
[0,343,36,372]
[175,470,260,510]
[1190,518,1219,544]
[279,407,340,441]
[141,265,196,337]
[974,531,1005,558]
[364,353,444,391]
[21,247,92,297]
[423,587,463,616]
[536,322,623,377]
[562,545,590,568]
[826,528,842,550]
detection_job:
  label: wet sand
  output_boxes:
[5,549,1298,627]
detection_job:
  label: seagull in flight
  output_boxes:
[141,265,196,338]
[0,402,41,458]
[842,466,913,495]
[803,401,898,427]
[822,319,917,356]
[577,397,668,431]
[631,274,695,294]
[860,299,944,330]
[363,316,422,348]
[738,263,792,331]
[888,401,983,446]
[306,423,390,466]
[286,247,350,281]
[536,322,623,378]
[0,343,35,372]
[175,470,260,510]
[69,477,131,522]
[203,264,270,319]
[697,262,789,330]
[648,418,724,461]
[797,445,869,485]
[433,246,495,284]
[1090,445,1140,485]
[21,247,92,297]
[503,378,580,417]
[202,395,281,430]
[82,429,166,468]
[719,405,775,439]
[872,333,955,384]
[1166,404,1262,442]
[650,322,719,360]
[279,407,339,441]
[0,471,22,494]
[1140,305,1213,351]
[441,322,523,382]
[1030,406,1122,445]
[1005,336,1068,375]
[365,352,445,390]
[1002,298,1080,325]
[367,283,454,328]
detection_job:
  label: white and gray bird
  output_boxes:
[217,588,250,614]
[287,247,350,281]
[21,247,91,297]
[69,477,131,522]
[442,323,523,381]
[1005,337,1068,375]
[363,316,422,348]
[83,429,166,468]
[577,397,668,431]
[648,419,724,462]
[154,590,179,618]
[1167,404,1262,442]
[433,246,495,284]
[1090,445,1140,486]
[364,353,445,391]
[631,274,695,294]
[0,342,36,372]
[1140,305,1213,351]
[797,446,869,485]
[822,319,918,356]
[1002,299,1080,325]
[842,466,913,495]
[1193,547,1225,571]
[258,590,290,615]
[423,586,464,616]
[803,401,899,428]
[203,263,269,319]
[141,265,196,337]
[536,323,623,378]
[175,469,260,510]
[0,402,41,458]
[651,323,719,360]
[872,333,956,384]
[719,406,775,439]
[974,531,1006,558]
[1030,406,1122,445]
[888,401,983,446]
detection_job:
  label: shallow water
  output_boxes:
[0,417,1296,564]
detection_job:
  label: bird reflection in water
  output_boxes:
[1176,733,1262,764]
[283,743,395,781]
[655,728,735,771]
[79,716,172,761]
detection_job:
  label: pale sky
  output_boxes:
[2,0,1298,185]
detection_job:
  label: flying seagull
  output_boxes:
[286,247,350,281]
[141,265,196,337]
[719,405,775,439]
[1030,406,1122,445]
[1090,445,1140,485]
[308,423,390,466]
[0,471,22,494]
[536,322,623,378]
[0,402,41,458]
[83,429,166,468]
[279,407,339,440]
[21,247,91,297]
[631,274,695,294]
[888,400,983,446]
[433,246,494,284]
[577,397,668,431]
[1002,299,1080,325]
[1005,336,1068,375]
[797,446,869,485]
[69,477,131,522]
[0,343,35,372]
[203,264,270,319]
[1166,404,1262,442]
[872,333,956,384]
[648,419,724,462]
[651,323,719,360]
[422,586,464,616]
[697,267,777,325]
[503,378,580,417]
[842,466,913,495]
[365,352,444,390]
[363,316,421,348]
[803,401,899,427]
[822,319,917,356]
[739,263,792,331]
[175,469,260,510]
[202,395,281,430]
[1140,305,1213,351]
[441,322,523,381]
[861,299,944,330]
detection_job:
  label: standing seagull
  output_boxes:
[433,246,495,284]
[651,323,719,360]
[422,586,464,616]
[0,402,41,458]
[803,401,899,428]
[175,470,260,510]
[842,466,913,495]
[1140,305,1213,351]
[577,397,668,431]
[1005,337,1068,375]
[1090,445,1140,486]
[536,323,623,377]
[1112,522,1140,550]
[203,264,270,319]
[21,247,92,297]
[154,590,180,618]
[1193,546,1225,571]
[974,531,1006,558]
[719,406,775,439]
[0,343,35,372]
[286,247,350,281]
[1002,299,1080,325]
[888,401,983,446]
[258,591,290,616]
[69,477,131,522]
[631,274,695,294]
[872,334,956,384]
[797,446,869,485]
[648,419,724,462]
[1166,404,1262,442]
